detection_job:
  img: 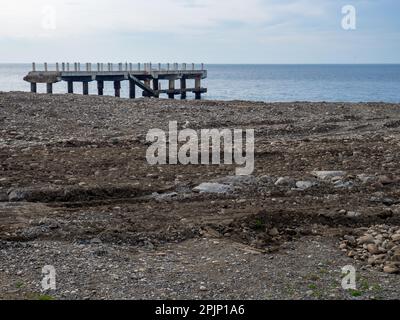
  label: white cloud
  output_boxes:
[0,0,328,38]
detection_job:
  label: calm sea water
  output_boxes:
[1,63,399,102]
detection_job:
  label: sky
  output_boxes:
[0,0,399,63]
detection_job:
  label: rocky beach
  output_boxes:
[1,91,400,300]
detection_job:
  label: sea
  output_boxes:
[1,63,399,102]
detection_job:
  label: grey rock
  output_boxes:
[346,211,361,218]
[214,175,257,186]
[295,181,315,190]
[193,183,233,194]
[90,238,102,244]
[357,174,376,184]
[7,188,29,202]
[275,177,295,187]
[268,228,279,236]
[358,235,375,245]
[334,180,353,189]
[312,171,346,180]
[0,192,8,202]
[152,192,178,202]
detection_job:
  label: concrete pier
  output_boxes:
[24,63,207,99]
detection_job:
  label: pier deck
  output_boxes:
[24,63,207,99]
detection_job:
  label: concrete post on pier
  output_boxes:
[180,78,187,100]
[153,79,159,98]
[129,79,136,99]
[97,80,104,96]
[30,83,37,93]
[67,81,73,94]
[168,79,175,99]
[195,77,201,100]
[46,83,53,94]
[83,82,89,95]
[114,81,121,97]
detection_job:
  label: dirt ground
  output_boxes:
[0,91,399,300]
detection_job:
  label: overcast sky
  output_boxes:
[1,0,399,63]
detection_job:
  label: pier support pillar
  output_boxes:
[153,79,159,98]
[114,81,121,97]
[30,83,37,93]
[97,80,104,96]
[195,77,201,100]
[180,78,187,100]
[83,82,89,95]
[168,79,175,99]
[46,83,53,94]
[143,79,151,97]
[67,81,74,94]
[129,79,136,99]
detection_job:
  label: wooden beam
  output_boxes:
[30,83,37,93]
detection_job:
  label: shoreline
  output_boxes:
[3,90,400,105]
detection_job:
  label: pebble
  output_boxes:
[312,171,346,180]
[383,265,399,274]
[275,177,295,187]
[367,244,379,255]
[295,181,315,190]
[391,234,400,242]
[193,183,233,194]
[358,235,375,245]
[268,228,279,237]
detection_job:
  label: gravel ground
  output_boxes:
[0,91,400,300]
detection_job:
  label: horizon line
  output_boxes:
[1,62,400,65]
